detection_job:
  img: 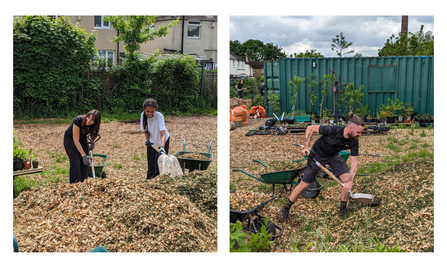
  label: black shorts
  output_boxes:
[301,153,349,183]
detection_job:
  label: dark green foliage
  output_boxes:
[378,25,434,56]
[151,54,201,112]
[13,16,97,117]
[109,54,154,113]
[230,39,287,62]
[13,16,215,119]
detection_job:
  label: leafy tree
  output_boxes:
[13,16,97,117]
[104,16,179,58]
[151,54,201,112]
[378,25,434,56]
[104,16,179,112]
[331,32,354,57]
[230,39,287,62]
[289,49,324,58]
[339,83,365,114]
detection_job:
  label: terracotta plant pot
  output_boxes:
[23,161,31,169]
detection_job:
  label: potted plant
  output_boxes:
[28,148,39,168]
[379,99,404,124]
[366,111,372,123]
[288,76,305,118]
[13,148,26,171]
[404,102,414,121]
[311,113,316,124]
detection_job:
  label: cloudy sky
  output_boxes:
[230,16,434,57]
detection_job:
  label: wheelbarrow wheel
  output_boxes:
[300,180,322,199]
[301,189,320,199]
[254,216,276,240]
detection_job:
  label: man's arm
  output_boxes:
[302,125,320,156]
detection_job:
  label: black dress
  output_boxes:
[64,116,89,184]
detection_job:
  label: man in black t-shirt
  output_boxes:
[279,113,364,221]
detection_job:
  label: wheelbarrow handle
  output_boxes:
[252,159,268,168]
[183,139,186,152]
[208,140,213,153]
[232,169,265,184]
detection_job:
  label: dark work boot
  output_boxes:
[339,201,351,216]
[279,207,290,223]
[279,199,294,223]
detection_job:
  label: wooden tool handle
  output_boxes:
[152,145,160,152]
[314,160,344,187]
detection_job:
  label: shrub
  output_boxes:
[13,16,96,117]
[151,54,201,112]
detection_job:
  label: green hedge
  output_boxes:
[13,16,217,119]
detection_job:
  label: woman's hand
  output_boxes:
[145,140,153,147]
[83,155,92,166]
[87,141,95,152]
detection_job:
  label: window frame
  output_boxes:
[187,21,201,38]
[96,50,115,69]
[94,16,111,29]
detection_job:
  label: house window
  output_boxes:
[232,60,235,67]
[94,16,110,29]
[187,21,201,38]
[97,50,115,69]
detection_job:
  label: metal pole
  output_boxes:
[200,64,204,101]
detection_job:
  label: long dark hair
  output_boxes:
[142,98,158,132]
[81,109,101,140]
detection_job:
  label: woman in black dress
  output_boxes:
[63,109,101,184]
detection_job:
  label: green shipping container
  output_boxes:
[263,56,434,118]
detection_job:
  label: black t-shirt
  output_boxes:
[311,125,359,158]
[237,83,243,91]
[64,115,88,145]
[259,85,265,95]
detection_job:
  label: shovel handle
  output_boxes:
[152,145,160,152]
[311,157,345,188]
[89,150,95,179]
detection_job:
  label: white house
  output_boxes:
[230,51,253,78]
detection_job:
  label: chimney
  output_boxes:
[401,15,408,35]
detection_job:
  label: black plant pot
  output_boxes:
[286,119,295,124]
[386,116,396,124]
[32,161,39,168]
[13,160,24,171]
[334,114,342,119]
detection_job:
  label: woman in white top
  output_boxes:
[140,98,170,179]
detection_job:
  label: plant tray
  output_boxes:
[295,115,311,122]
